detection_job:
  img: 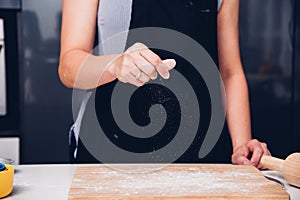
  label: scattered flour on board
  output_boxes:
[70,166,273,197]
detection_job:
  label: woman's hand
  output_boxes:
[231,139,271,169]
[110,43,176,87]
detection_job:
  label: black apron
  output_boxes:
[72,0,231,163]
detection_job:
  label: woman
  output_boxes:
[59,0,271,168]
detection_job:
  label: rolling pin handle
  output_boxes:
[261,155,284,172]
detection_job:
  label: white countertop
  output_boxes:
[6,165,76,200]
[3,164,300,200]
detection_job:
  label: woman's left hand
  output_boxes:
[231,139,271,169]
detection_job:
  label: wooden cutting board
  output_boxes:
[68,164,289,200]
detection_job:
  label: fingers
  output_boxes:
[163,59,177,70]
[133,71,151,84]
[261,142,271,156]
[114,55,144,87]
[131,52,177,80]
[131,52,157,80]
[234,139,271,169]
[139,49,171,79]
[232,145,250,165]
[120,65,144,87]
[128,43,176,79]
[124,72,144,87]
[249,147,263,167]
[126,66,150,86]
[236,156,250,165]
[231,139,271,169]
[247,139,266,168]
[114,43,177,87]
[256,142,271,169]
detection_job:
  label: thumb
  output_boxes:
[162,59,176,70]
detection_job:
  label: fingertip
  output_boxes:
[160,72,170,80]
[240,156,250,165]
[157,64,170,79]
[150,72,158,80]
[162,59,176,69]
[243,160,249,165]
[137,83,144,87]
[164,72,170,79]
[233,153,250,166]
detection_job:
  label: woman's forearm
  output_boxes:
[58,43,175,90]
[223,72,252,151]
[59,49,118,89]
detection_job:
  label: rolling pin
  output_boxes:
[261,153,300,188]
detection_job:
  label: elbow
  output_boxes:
[220,66,246,82]
[58,61,74,89]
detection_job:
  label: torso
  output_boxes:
[75,0,231,164]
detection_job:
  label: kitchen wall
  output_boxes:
[20,0,71,163]
[16,0,299,163]
[239,0,297,158]
[293,0,300,152]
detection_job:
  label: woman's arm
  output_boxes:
[217,0,270,168]
[59,0,174,89]
[59,0,115,89]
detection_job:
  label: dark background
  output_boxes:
[0,0,299,163]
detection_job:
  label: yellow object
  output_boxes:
[0,164,14,198]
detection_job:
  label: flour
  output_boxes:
[70,166,273,197]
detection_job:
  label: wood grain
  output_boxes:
[69,164,289,200]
